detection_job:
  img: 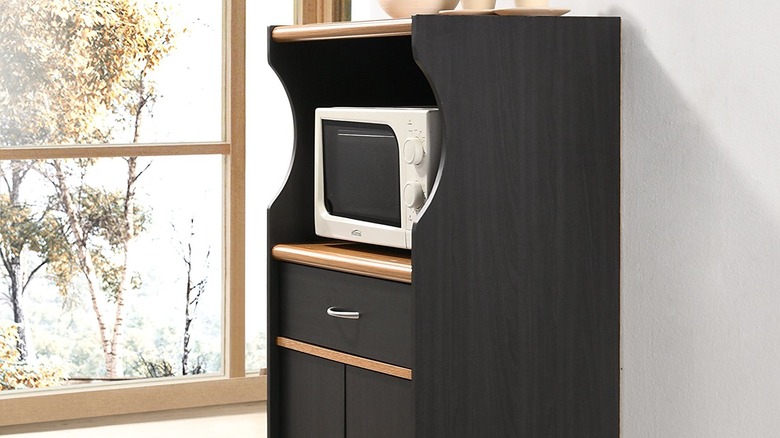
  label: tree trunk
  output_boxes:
[181,219,208,376]
[182,234,194,375]
[8,258,28,362]
[1,162,30,361]
[52,160,115,376]
[109,156,140,378]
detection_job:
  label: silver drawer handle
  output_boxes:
[326,307,360,320]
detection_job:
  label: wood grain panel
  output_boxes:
[274,19,411,42]
[225,0,247,380]
[272,243,411,283]
[278,261,413,368]
[346,366,414,437]
[412,16,621,437]
[280,349,345,437]
[0,376,265,427]
[295,0,351,25]
[277,337,412,380]
[0,142,229,160]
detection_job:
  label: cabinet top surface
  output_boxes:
[271,16,619,43]
[272,19,412,43]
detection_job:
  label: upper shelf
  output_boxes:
[272,19,412,42]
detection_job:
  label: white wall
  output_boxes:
[363,1,780,436]
[245,2,295,367]
[585,1,780,436]
[524,0,778,436]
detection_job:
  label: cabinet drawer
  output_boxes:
[279,262,412,368]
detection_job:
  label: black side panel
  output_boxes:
[279,349,345,438]
[346,366,414,438]
[412,16,621,438]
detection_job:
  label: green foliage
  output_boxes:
[1,323,67,390]
[0,191,70,270]
[42,164,151,302]
[76,185,150,247]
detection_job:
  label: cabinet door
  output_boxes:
[280,349,345,438]
[346,366,414,438]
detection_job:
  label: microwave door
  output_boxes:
[322,120,401,228]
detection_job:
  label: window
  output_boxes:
[0,0,353,426]
[0,0,257,425]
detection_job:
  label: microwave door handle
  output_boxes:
[326,307,360,320]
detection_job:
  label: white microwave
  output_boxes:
[314,107,441,249]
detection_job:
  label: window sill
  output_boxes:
[0,374,266,427]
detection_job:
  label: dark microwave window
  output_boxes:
[322,120,401,228]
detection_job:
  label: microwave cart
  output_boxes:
[267,15,620,438]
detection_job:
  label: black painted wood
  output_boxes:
[279,262,413,368]
[346,366,414,438]
[266,31,435,436]
[267,16,620,438]
[279,349,345,437]
[412,16,620,437]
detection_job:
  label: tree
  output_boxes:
[177,218,210,376]
[45,158,150,377]
[0,0,179,377]
[0,161,61,361]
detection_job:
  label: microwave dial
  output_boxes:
[403,137,425,165]
[403,182,426,209]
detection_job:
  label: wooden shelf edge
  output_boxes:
[277,337,412,380]
[272,19,412,42]
[272,243,412,283]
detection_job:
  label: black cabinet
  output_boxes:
[280,348,413,438]
[346,366,414,438]
[268,15,620,438]
[280,349,344,437]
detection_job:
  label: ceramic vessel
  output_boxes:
[462,0,496,8]
[514,0,548,6]
[378,0,460,18]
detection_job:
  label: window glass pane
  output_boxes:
[0,156,223,391]
[0,0,222,147]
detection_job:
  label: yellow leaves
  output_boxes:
[2,0,182,147]
[53,8,70,22]
[1,323,67,391]
[0,324,22,363]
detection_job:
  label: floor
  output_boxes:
[0,402,267,437]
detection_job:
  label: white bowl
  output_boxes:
[378,0,460,18]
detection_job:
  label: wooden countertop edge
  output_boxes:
[272,243,412,283]
[277,336,412,380]
[272,19,412,42]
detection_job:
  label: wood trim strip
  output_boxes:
[0,375,266,427]
[0,142,230,160]
[224,0,247,378]
[272,19,412,42]
[277,337,412,380]
[272,243,412,283]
